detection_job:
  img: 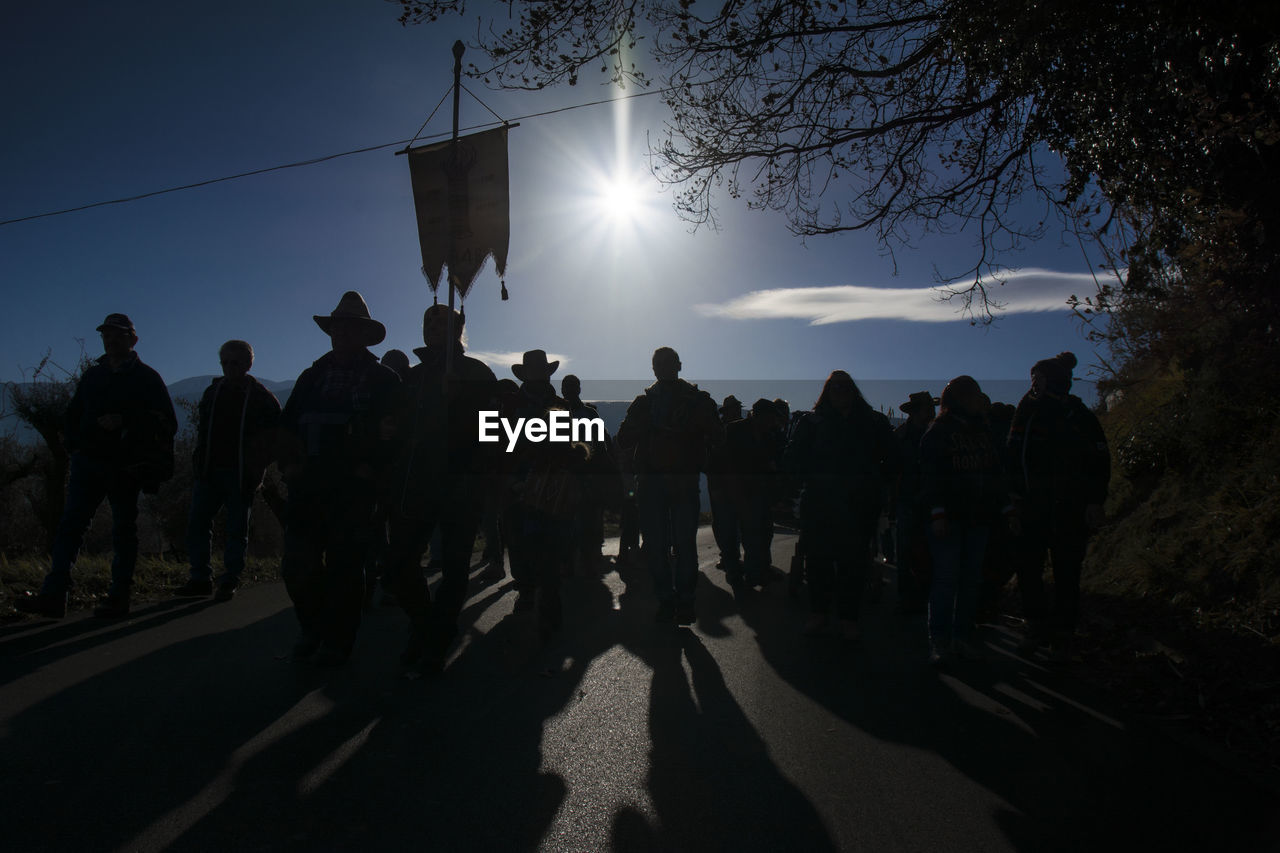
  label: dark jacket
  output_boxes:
[893,417,931,509]
[919,411,1011,525]
[63,352,177,488]
[783,400,897,521]
[616,379,722,477]
[723,416,781,502]
[500,381,569,483]
[279,350,401,486]
[192,375,282,496]
[1007,392,1110,509]
[394,344,498,504]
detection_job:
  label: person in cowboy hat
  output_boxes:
[17,313,177,619]
[501,349,578,640]
[278,291,401,667]
[385,303,498,674]
[892,390,938,614]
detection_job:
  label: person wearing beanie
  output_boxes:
[1007,351,1110,663]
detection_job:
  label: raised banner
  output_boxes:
[407,126,510,298]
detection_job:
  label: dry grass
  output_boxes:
[0,552,281,618]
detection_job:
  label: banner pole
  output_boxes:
[445,39,464,379]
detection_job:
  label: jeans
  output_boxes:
[281,475,378,656]
[895,499,929,608]
[709,486,741,567]
[45,453,140,598]
[186,468,251,584]
[388,482,482,650]
[803,507,877,621]
[1015,505,1088,637]
[928,522,989,646]
[638,474,701,606]
[734,491,773,583]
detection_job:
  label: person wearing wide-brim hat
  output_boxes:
[503,348,574,639]
[278,290,401,667]
[893,389,938,616]
[899,390,939,416]
[312,290,387,348]
[511,349,560,383]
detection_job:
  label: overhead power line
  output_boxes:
[1,87,668,228]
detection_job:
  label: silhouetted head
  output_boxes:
[381,348,411,379]
[96,313,137,363]
[939,375,985,418]
[512,349,559,383]
[750,398,783,432]
[652,347,681,381]
[422,304,464,349]
[561,374,582,400]
[219,340,253,383]
[719,395,743,421]
[1030,351,1077,397]
[314,291,386,355]
[990,401,1016,425]
[815,370,865,415]
[899,390,937,423]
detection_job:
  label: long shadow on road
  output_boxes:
[4,536,1272,851]
[726,536,1278,851]
[1,555,837,852]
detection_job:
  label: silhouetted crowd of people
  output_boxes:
[16,294,1110,670]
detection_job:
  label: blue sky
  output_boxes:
[2,1,1108,411]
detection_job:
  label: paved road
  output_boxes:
[2,528,1275,852]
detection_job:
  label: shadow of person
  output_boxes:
[189,558,627,851]
[726,530,1278,851]
[0,597,219,687]
[626,627,837,851]
[0,604,355,851]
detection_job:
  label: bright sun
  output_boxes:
[593,172,651,227]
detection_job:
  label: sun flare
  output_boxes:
[593,172,651,226]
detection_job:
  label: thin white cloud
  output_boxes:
[468,349,572,377]
[695,268,1103,325]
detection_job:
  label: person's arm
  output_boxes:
[62,370,88,454]
[1005,395,1034,499]
[917,422,948,537]
[1079,403,1111,528]
[615,395,649,451]
[276,367,312,477]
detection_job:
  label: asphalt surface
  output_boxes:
[2,527,1276,852]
